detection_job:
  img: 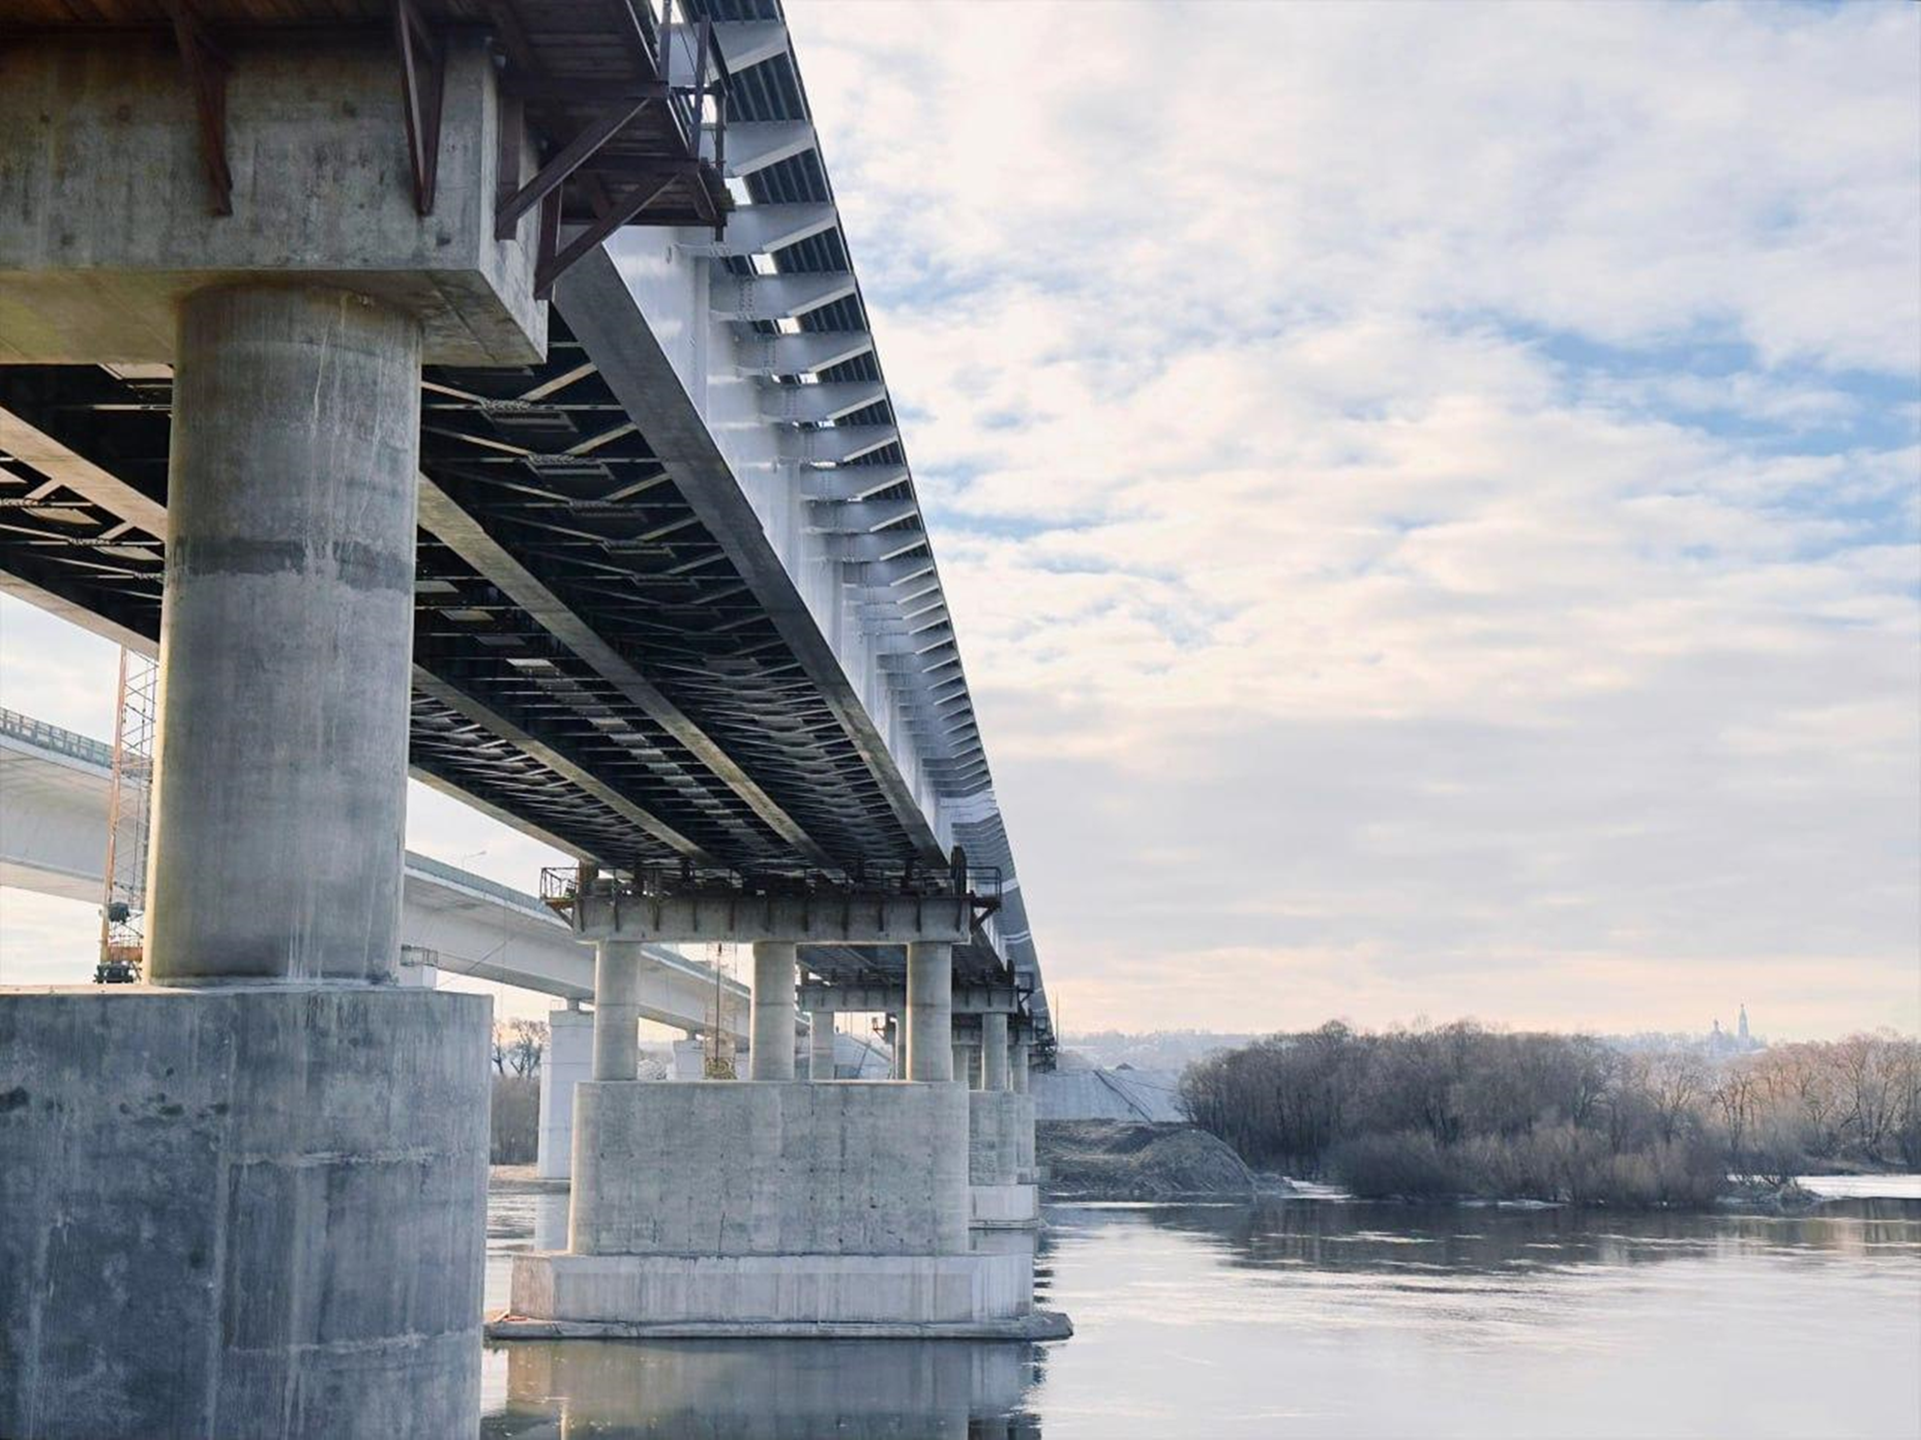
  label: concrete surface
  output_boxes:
[502,1249,1052,1333]
[906,940,953,1082]
[969,1090,1024,1189]
[538,1006,593,1180]
[148,284,420,983]
[593,940,645,1080]
[749,942,797,1081]
[0,36,543,365]
[0,985,490,1439]
[568,1081,970,1257]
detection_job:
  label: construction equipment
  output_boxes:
[96,648,158,984]
[702,942,738,1079]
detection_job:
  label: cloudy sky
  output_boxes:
[2,1,1916,1039]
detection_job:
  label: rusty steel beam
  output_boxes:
[161,0,232,217]
[394,0,445,216]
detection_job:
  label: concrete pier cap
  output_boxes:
[0,34,546,366]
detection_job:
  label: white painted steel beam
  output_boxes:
[807,500,920,533]
[758,379,885,423]
[687,203,836,258]
[720,122,817,179]
[779,425,897,464]
[796,464,909,501]
[713,273,858,324]
[737,331,874,376]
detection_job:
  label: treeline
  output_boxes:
[1178,1022,1921,1208]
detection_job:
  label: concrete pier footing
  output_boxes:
[0,987,491,1438]
[499,1081,1068,1340]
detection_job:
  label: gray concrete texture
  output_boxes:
[0,986,490,1439]
[148,284,419,984]
[905,941,953,1082]
[749,941,797,1081]
[968,1090,1025,1188]
[568,1081,971,1257]
[593,940,646,1079]
[0,35,543,365]
[506,1248,1042,1335]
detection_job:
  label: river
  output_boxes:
[481,1177,1921,1438]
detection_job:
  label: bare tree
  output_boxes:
[507,1018,548,1078]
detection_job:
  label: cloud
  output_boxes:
[1,4,1913,1040]
[785,0,1921,1036]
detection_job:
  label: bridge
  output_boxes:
[0,705,749,1028]
[0,5,1059,1433]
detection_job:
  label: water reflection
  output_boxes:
[482,1186,1921,1440]
[485,1340,1042,1439]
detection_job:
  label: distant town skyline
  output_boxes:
[4,2,1919,1040]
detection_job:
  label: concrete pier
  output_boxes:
[593,940,644,1081]
[983,1012,1010,1091]
[751,942,798,1081]
[540,1006,594,1180]
[811,1011,838,1080]
[0,987,491,1437]
[0,34,542,1435]
[906,941,954,1082]
[150,287,420,982]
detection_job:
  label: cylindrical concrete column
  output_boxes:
[905,941,953,1082]
[883,1014,900,1078]
[952,1043,968,1084]
[1011,1039,1031,1094]
[593,940,643,1080]
[983,1012,1010,1091]
[750,941,798,1080]
[809,1010,837,1080]
[147,285,422,985]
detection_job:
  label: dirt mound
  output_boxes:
[1039,1120,1257,1201]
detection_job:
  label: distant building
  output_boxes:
[1706,1006,1762,1057]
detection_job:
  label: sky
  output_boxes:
[2,1,1918,1040]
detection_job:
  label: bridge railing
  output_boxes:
[0,707,114,769]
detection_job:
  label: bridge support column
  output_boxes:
[540,1005,593,1180]
[593,940,644,1081]
[0,35,548,1436]
[751,941,798,1081]
[810,1011,838,1080]
[983,1012,1010,1091]
[884,1013,901,1078]
[1011,1039,1031,1093]
[148,285,420,983]
[906,941,954,1083]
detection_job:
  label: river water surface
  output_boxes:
[481,1178,1921,1438]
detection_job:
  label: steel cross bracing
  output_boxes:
[0,344,904,872]
[0,0,1052,1050]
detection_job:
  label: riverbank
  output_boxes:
[1038,1120,1259,1201]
